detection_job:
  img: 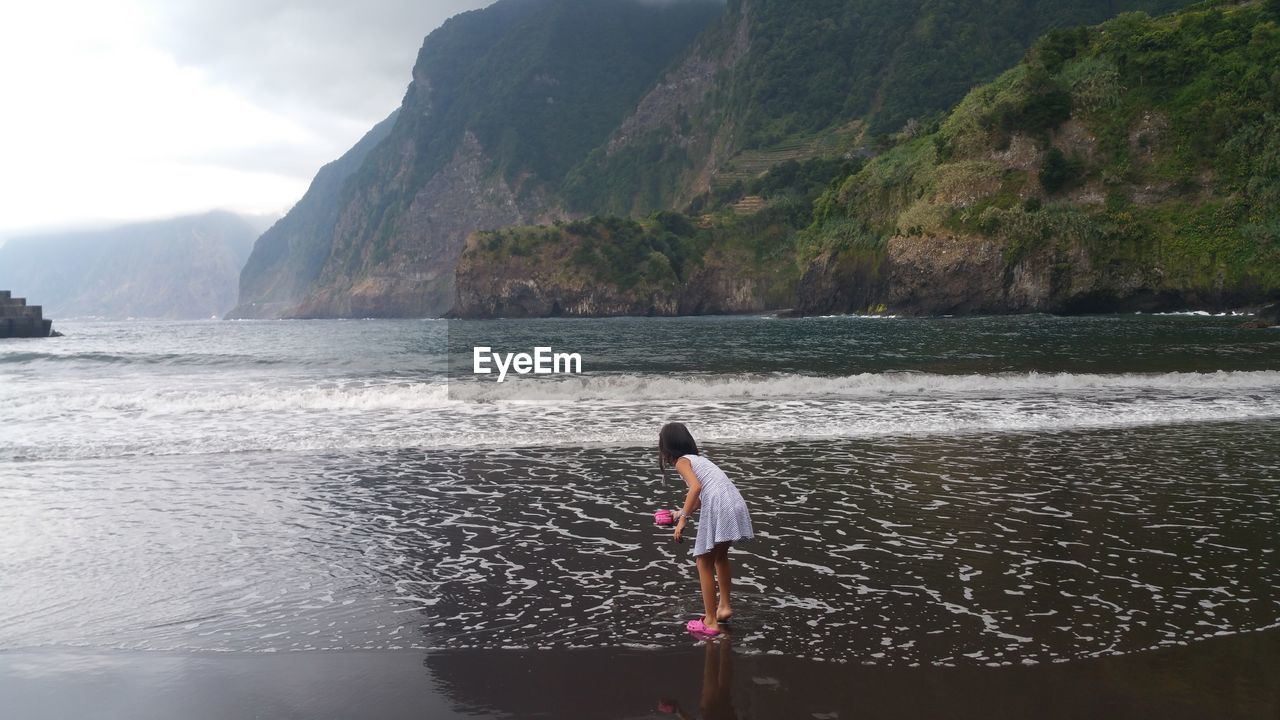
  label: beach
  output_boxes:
[2,315,1278,716]
[4,628,1278,719]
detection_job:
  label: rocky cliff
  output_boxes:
[233,0,723,319]
[232,0,1228,317]
[453,215,792,318]
[796,1,1280,316]
[227,111,398,319]
[562,0,1194,217]
[455,0,1278,319]
[0,211,259,319]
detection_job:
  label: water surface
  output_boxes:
[2,315,1278,674]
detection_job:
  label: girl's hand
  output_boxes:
[673,518,685,544]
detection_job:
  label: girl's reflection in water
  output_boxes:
[659,636,737,720]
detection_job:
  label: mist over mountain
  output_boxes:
[0,211,262,319]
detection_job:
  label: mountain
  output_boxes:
[562,0,1194,217]
[228,111,399,319]
[795,0,1280,315]
[456,0,1279,318]
[0,211,260,319]
[237,0,1206,319]
[234,0,724,319]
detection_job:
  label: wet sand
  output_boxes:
[4,628,1278,719]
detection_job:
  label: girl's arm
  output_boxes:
[673,457,700,542]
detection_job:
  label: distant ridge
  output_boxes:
[0,211,259,320]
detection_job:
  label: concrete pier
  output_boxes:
[0,291,55,338]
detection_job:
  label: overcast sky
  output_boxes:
[0,0,491,240]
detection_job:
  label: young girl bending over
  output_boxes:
[659,422,754,637]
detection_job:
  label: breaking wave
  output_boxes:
[3,370,1279,461]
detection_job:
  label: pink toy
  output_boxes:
[654,509,674,526]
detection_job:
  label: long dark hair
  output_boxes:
[658,422,700,479]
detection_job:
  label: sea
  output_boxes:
[2,314,1278,672]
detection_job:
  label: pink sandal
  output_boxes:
[686,617,722,637]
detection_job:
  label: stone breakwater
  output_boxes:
[0,291,54,338]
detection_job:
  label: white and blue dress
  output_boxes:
[681,454,753,556]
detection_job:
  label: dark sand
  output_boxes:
[3,628,1278,719]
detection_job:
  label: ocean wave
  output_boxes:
[2,370,1279,462]
[1,381,452,414]
[450,369,1280,403]
[1147,310,1250,317]
[0,350,297,367]
[4,370,1279,416]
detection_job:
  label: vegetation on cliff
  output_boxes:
[456,151,865,316]
[395,0,723,190]
[236,0,1270,319]
[801,0,1280,313]
[234,0,722,318]
[464,0,1280,318]
[563,0,1195,217]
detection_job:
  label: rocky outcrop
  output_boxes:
[452,233,783,319]
[796,232,1274,317]
[0,291,53,338]
[796,3,1280,318]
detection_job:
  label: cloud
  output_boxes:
[0,0,721,239]
[0,0,490,239]
[137,0,492,123]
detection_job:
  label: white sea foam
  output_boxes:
[452,369,1280,403]
[6,370,1279,418]
[2,370,1279,461]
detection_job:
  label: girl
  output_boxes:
[659,422,753,637]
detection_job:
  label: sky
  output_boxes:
[0,0,491,241]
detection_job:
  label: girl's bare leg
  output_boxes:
[713,542,733,622]
[695,553,720,632]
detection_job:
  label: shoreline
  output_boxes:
[4,628,1278,719]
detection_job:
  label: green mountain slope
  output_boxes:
[238,0,722,319]
[563,0,1195,217]
[797,0,1280,315]
[456,0,1279,318]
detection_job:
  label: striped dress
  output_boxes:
[681,454,754,556]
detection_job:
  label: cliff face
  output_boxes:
[0,212,259,319]
[227,112,398,319]
[562,0,1194,217]
[234,0,723,319]
[235,0,1223,320]
[796,2,1280,316]
[290,130,558,318]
